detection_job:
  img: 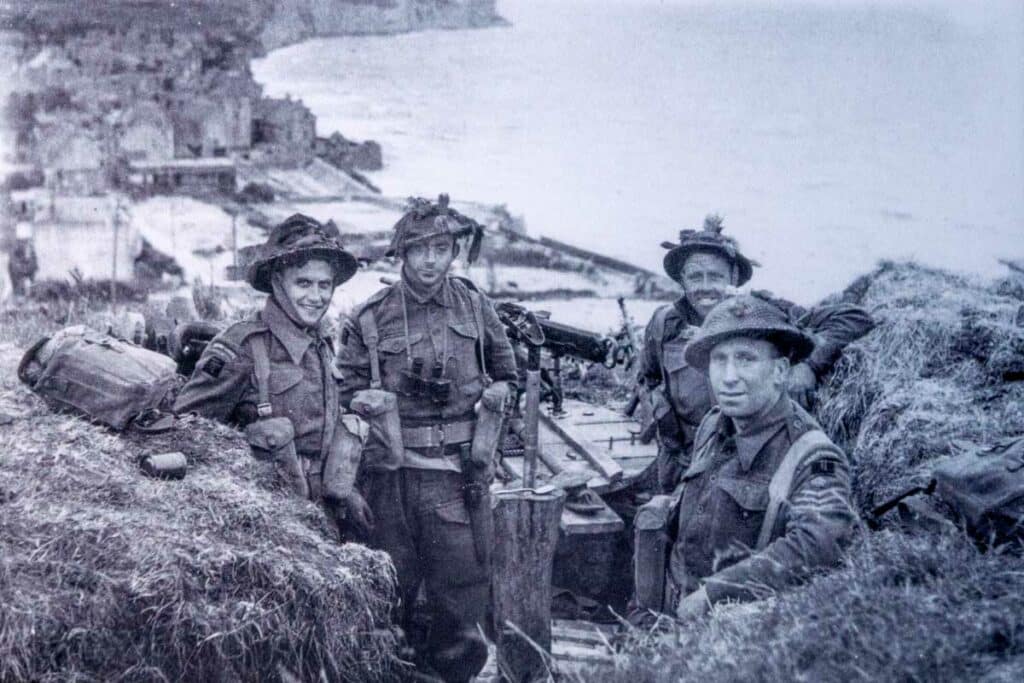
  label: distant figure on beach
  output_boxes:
[634,294,857,620]
[8,238,38,297]
[636,215,874,494]
[173,214,372,537]
[334,195,518,683]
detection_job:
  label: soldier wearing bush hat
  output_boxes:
[636,215,874,493]
[174,214,372,539]
[334,195,517,683]
[633,294,857,620]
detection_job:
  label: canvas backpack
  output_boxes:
[18,325,182,431]
[872,436,1024,547]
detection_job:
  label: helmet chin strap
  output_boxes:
[270,270,326,331]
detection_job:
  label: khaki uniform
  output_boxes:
[667,395,856,605]
[173,299,353,498]
[639,295,874,493]
[334,275,517,682]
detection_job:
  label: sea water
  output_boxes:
[253,0,1023,302]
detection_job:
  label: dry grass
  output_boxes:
[816,261,1024,509]
[584,261,1024,682]
[0,338,399,681]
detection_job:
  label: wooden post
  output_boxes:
[523,351,541,489]
[492,489,566,683]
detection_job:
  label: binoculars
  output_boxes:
[398,357,452,404]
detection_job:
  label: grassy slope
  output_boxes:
[586,261,1024,682]
[0,307,399,681]
[3,261,1024,680]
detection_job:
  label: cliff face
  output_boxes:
[0,1,505,53]
[258,0,505,51]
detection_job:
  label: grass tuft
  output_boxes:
[585,261,1024,681]
[0,338,399,682]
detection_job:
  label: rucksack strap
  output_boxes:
[756,429,843,550]
[250,335,273,418]
[358,309,382,389]
[470,291,488,381]
[650,305,671,384]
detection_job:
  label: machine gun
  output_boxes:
[495,301,632,416]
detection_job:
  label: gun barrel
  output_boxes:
[536,318,609,364]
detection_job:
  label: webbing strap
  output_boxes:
[471,292,488,381]
[250,335,273,417]
[650,305,671,387]
[358,309,382,389]
[756,429,843,550]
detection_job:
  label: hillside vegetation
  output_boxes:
[1,262,1023,680]
[0,309,399,682]
[588,261,1024,682]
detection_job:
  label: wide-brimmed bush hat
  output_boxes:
[247,213,358,293]
[387,194,484,262]
[684,294,814,370]
[662,214,756,285]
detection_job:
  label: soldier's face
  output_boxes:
[681,252,735,317]
[280,259,335,326]
[708,337,789,423]
[403,235,457,289]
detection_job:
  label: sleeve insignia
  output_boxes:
[811,460,837,476]
[202,356,225,378]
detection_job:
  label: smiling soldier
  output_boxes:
[641,294,857,620]
[638,215,874,494]
[333,195,517,683]
[173,214,372,538]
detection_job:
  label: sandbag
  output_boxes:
[18,326,181,431]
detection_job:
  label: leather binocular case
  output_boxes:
[245,417,310,499]
[350,389,404,468]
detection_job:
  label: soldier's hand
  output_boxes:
[331,491,375,540]
[675,586,710,621]
[480,381,512,412]
[787,362,817,408]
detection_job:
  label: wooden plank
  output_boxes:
[541,412,624,483]
[551,641,614,663]
[560,501,623,536]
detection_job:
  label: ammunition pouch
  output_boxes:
[471,382,510,470]
[650,387,679,440]
[322,416,365,502]
[633,493,680,613]
[351,389,404,468]
[245,417,310,500]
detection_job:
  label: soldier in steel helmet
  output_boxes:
[637,215,874,494]
[173,213,372,537]
[333,195,517,683]
[636,294,857,620]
